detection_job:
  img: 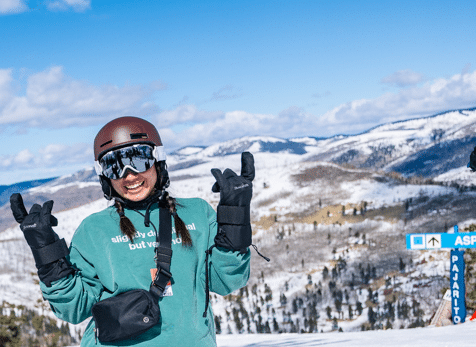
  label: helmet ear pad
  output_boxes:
[99,175,115,200]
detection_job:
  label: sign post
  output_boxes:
[450,249,466,323]
[406,226,469,324]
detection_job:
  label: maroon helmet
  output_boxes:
[94,116,164,160]
[93,117,169,199]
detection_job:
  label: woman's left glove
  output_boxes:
[211,152,254,252]
[10,193,73,285]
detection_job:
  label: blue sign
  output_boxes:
[450,250,466,324]
[406,232,476,250]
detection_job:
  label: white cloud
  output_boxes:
[158,107,313,149]
[321,70,476,135]
[0,0,27,14]
[381,69,425,87]
[3,67,476,177]
[46,0,91,12]
[13,149,34,165]
[156,105,223,127]
[0,143,92,171]
[0,66,160,128]
[207,85,242,103]
[0,0,91,14]
[157,70,476,148]
[0,68,14,107]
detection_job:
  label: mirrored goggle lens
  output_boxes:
[99,145,156,180]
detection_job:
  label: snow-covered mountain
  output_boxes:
[167,107,476,180]
[2,107,476,343]
[2,106,475,213]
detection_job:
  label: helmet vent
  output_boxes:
[130,133,148,140]
[100,140,113,148]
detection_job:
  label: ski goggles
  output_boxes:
[95,144,166,180]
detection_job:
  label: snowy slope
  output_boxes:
[217,321,476,347]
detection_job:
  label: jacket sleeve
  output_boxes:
[39,243,104,324]
[205,201,251,296]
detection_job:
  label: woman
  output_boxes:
[10,116,255,346]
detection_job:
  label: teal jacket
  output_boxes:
[40,198,251,346]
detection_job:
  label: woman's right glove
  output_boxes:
[10,193,74,285]
[211,152,254,252]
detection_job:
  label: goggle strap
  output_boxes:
[153,146,167,161]
[94,160,103,176]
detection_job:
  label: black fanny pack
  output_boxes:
[92,208,173,343]
[92,289,160,342]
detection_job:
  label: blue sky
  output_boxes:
[1,0,476,185]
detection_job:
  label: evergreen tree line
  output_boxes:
[213,252,431,334]
[0,301,75,347]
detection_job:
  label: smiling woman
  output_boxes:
[9,116,259,346]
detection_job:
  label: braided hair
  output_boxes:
[114,195,192,246]
[113,163,192,246]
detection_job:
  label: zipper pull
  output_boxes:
[251,244,270,262]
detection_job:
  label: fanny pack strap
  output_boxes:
[149,207,173,300]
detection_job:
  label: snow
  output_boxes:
[434,166,476,186]
[28,181,100,194]
[174,146,205,155]
[342,180,457,209]
[216,322,476,346]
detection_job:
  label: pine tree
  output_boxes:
[233,308,243,333]
[292,299,298,314]
[334,299,342,316]
[332,267,338,279]
[214,315,222,334]
[264,284,273,303]
[322,266,329,280]
[280,293,287,306]
[308,316,317,333]
[356,301,363,315]
[0,312,23,347]
[272,318,279,332]
[367,307,376,328]
[399,257,405,273]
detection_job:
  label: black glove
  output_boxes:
[469,146,476,171]
[11,194,59,248]
[211,152,254,251]
[10,193,71,274]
